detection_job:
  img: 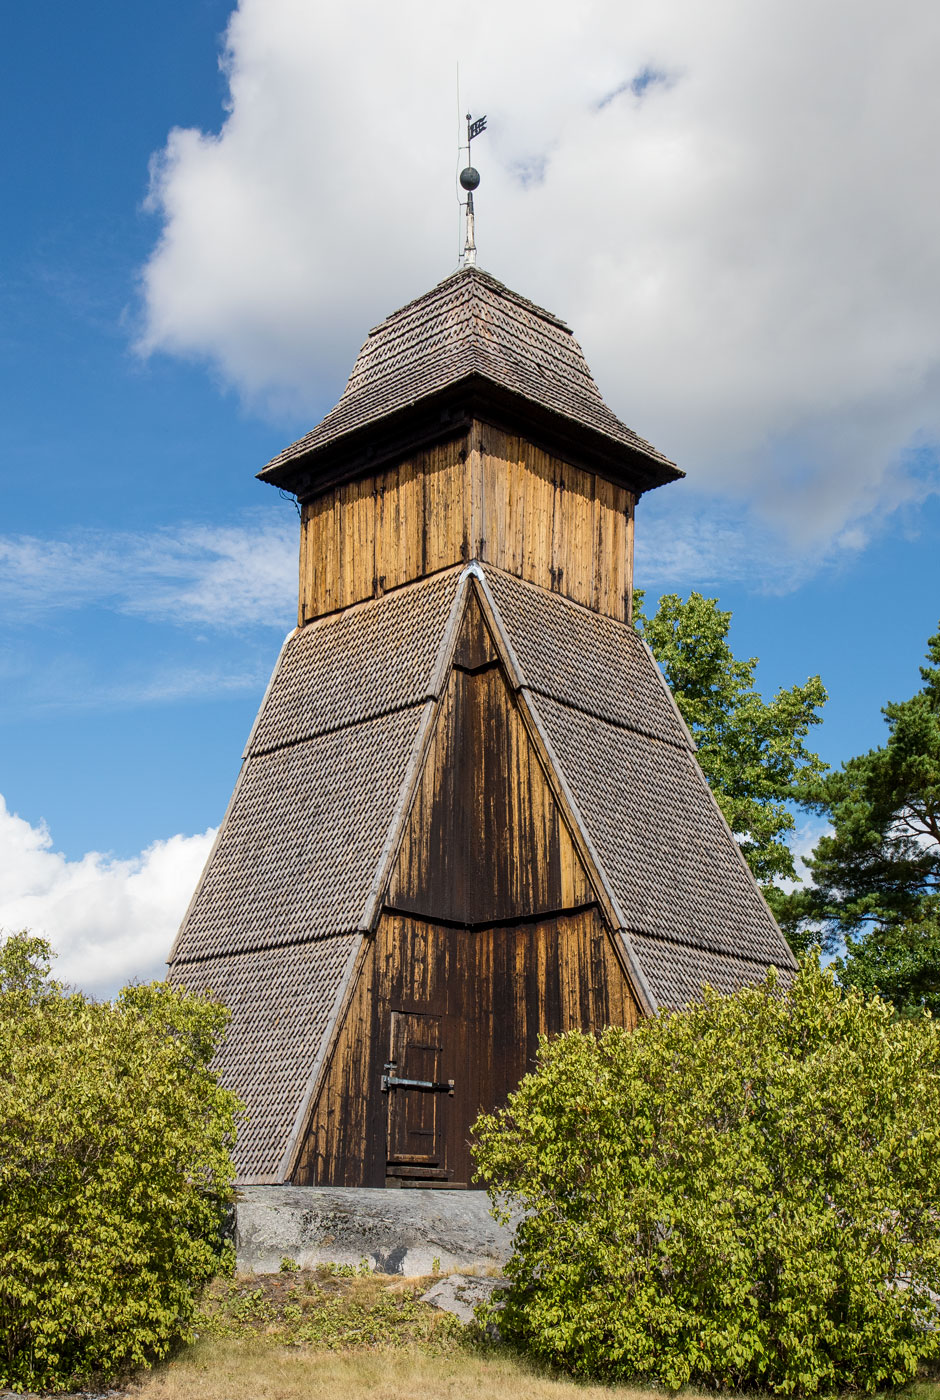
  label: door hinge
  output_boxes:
[381,1062,454,1095]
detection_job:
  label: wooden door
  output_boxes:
[385,1011,446,1172]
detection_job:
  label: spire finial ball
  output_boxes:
[459,166,480,192]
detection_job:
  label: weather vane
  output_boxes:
[459,112,486,266]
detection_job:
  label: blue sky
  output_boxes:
[2,0,938,993]
[2,1,299,851]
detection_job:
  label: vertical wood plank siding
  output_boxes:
[297,423,635,625]
[293,907,639,1187]
[389,617,594,924]
[288,420,641,1186]
[291,598,639,1187]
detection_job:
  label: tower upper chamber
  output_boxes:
[260,265,682,628]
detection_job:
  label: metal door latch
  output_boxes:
[381,1062,455,1094]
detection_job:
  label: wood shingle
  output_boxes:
[170,564,794,1183]
[170,263,792,1188]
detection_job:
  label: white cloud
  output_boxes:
[786,816,831,886]
[0,512,296,629]
[634,484,880,594]
[765,815,832,911]
[138,0,940,556]
[635,494,795,593]
[0,795,216,998]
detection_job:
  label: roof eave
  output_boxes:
[258,374,683,501]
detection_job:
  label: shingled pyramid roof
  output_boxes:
[259,266,682,494]
[169,564,795,1183]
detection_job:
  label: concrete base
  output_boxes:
[235,1186,515,1276]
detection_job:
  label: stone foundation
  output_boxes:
[234,1186,515,1276]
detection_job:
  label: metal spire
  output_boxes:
[459,112,486,267]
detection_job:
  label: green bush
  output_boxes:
[472,960,940,1395]
[0,931,240,1391]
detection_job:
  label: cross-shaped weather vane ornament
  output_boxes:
[459,112,486,266]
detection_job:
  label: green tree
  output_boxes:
[792,622,940,1013]
[472,961,940,1395]
[834,904,940,1017]
[0,930,241,1392]
[0,930,58,997]
[636,592,827,896]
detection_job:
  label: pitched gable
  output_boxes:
[388,591,594,926]
[169,568,468,1181]
[170,561,795,1182]
[472,569,796,1001]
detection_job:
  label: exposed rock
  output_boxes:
[1,1391,129,1399]
[235,1185,518,1276]
[420,1273,509,1325]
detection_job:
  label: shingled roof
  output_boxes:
[169,564,795,1183]
[259,266,681,493]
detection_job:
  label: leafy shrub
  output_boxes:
[472,960,940,1395]
[0,931,240,1391]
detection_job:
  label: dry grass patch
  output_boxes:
[135,1343,940,1400]
[125,1270,940,1400]
[132,1269,667,1398]
[136,1338,669,1400]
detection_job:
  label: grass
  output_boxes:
[126,1269,940,1400]
[188,1266,468,1352]
[132,1268,667,1398]
[137,1339,676,1400]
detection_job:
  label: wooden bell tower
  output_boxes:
[168,266,796,1187]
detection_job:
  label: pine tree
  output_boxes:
[793,623,940,1014]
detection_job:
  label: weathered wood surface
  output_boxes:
[298,422,635,625]
[292,906,639,1188]
[289,420,643,1187]
[389,597,593,925]
[386,1010,445,1167]
[291,598,639,1187]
